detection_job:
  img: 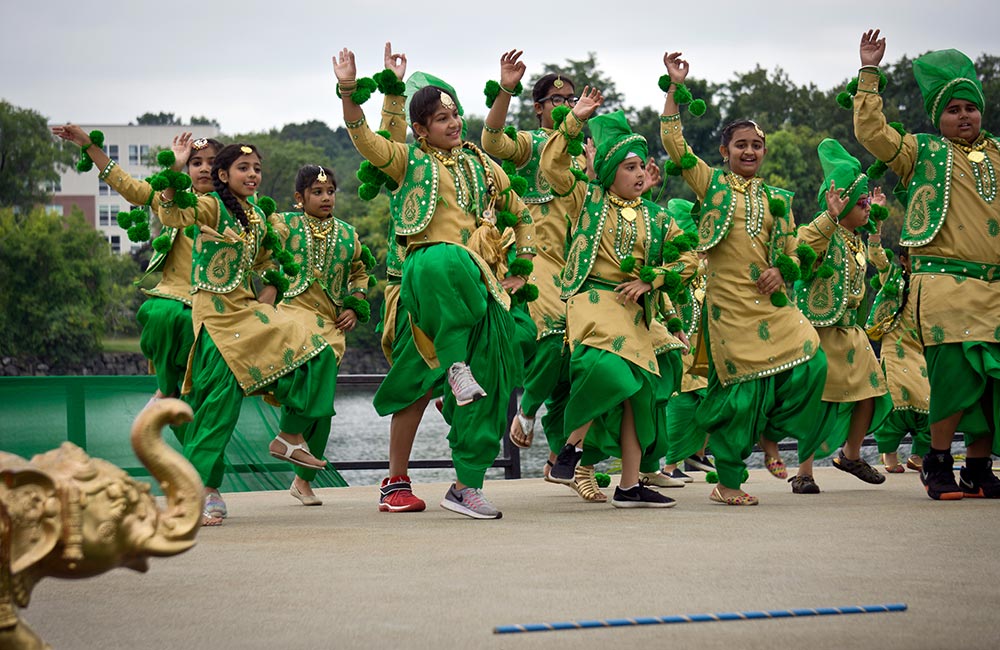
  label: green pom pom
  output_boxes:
[368,275,378,288]
[257,196,276,217]
[514,283,539,303]
[357,161,379,183]
[870,204,889,221]
[76,157,93,173]
[361,244,377,269]
[620,256,637,273]
[157,150,176,168]
[639,266,657,283]
[176,191,198,209]
[275,249,293,266]
[374,69,406,96]
[152,233,172,253]
[884,248,894,262]
[510,176,528,196]
[351,88,373,105]
[775,253,800,282]
[551,105,571,129]
[567,139,583,156]
[130,208,148,225]
[484,80,501,108]
[496,210,518,230]
[667,317,683,333]
[657,74,673,94]
[89,130,104,147]
[184,224,198,238]
[661,271,682,292]
[571,168,590,184]
[662,241,680,263]
[878,69,888,92]
[817,264,835,279]
[501,160,516,175]
[869,276,882,291]
[149,174,170,191]
[359,182,380,201]
[376,129,392,140]
[706,471,719,484]
[663,160,682,176]
[674,83,693,104]
[509,257,533,276]
[846,78,859,95]
[689,98,707,117]
[284,261,300,277]
[884,282,899,298]
[796,244,818,279]
[672,233,693,252]
[770,291,788,307]
[768,198,787,218]
[116,211,133,228]
[261,230,279,249]
[889,121,906,135]
[594,472,611,488]
[385,178,399,192]
[504,126,517,140]
[680,152,697,170]
[170,173,192,191]
[127,222,150,243]
[867,160,888,180]
[836,91,854,110]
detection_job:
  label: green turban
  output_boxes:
[912,49,985,128]
[666,198,697,234]
[404,71,467,139]
[816,138,868,221]
[589,110,647,190]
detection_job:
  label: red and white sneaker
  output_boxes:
[378,475,426,512]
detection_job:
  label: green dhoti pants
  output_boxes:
[641,349,683,473]
[925,342,1000,453]
[519,334,572,453]
[137,297,194,397]
[664,388,707,465]
[810,391,894,460]
[874,409,930,457]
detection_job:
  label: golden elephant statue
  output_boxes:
[0,398,204,650]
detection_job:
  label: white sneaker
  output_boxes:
[639,471,686,488]
[440,484,502,519]
[447,362,487,406]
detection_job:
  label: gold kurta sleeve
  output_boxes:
[853,68,919,182]
[482,127,533,167]
[539,112,588,219]
[346,115,409,184]
[347,233,369,295]
[797,211,839,258]
[158,194,220,230]
[867,239,892,282]
[659,113,714,199]
[379,94,408,142]
[102,162,159,209]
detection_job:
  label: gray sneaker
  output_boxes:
[440,484,502,519]
[447,362,487,406]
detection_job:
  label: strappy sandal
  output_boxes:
[508,411,535,449]
[881,454,905,474]
[205,491,227,518]
[269,436,326,469]
[201,512,223,527]
[764,455,788,479]
[709,486,759,506]
[572,465,607,502]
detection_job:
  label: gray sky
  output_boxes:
[4,0,998,135]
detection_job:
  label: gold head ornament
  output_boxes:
[316,166,327,183]
[439,91,456,110]
[192,138,209,150]
[553,75,565,89]
[240,145,253,154]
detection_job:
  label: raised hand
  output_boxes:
[499,49,526,89]
[662,51,690,84]
[171,131,193,168]
[643,157,662,192]
[51,123,91,147]
[572,86,604,121]
[825,180,849,219]
[333,48,357,83]
[384,41,407,80]
[870,185,887,207]
[860,29,886,67]
[584,137,597,178]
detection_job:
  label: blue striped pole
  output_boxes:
[494,603,907,635]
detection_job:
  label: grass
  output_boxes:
[102,336,142,353]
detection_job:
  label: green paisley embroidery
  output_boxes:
[749,263,762,282]
[920,366,928,378]
[895,339,906,359]
[316,315,325,328]
[283,348,295,366]
[588,289,600,304]
[633,310,643,326]
[248,366,263,383]
[989,218,1000,237]
[900,386,911,402]
[757,321,770,341]
[931,325,945,344]
[519,210,533,224]
[311,334,325,348]
[254,309,270,324]
[994,325,1000,341]
[612,335,626,352]
[869,371,880,389]
[460,228,471,245]
[648,360,657,372]
[711,304,722,321]
[725,360,738,375]
[212,295,225,314]
[846,348,856,365]
[804,340,815,356]
[539,203,550,216]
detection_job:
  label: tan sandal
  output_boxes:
[572,465,607,502]
[710,486,759,506]
[881,454,905,474]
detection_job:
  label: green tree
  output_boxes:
[0,101,72,213]
[135,112,180,126]
[229,130,327,210]
[190,115,220,127]
[0,207,113,365]
[510,52,627,130]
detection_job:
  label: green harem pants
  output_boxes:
[137,297,195,398]
[925,342,1000,454]
[519,333,573,454]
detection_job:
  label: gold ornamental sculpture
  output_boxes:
[0,399,204,649]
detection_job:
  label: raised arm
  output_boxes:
[538,86,602,213]
[379,42,408,142]
[796,181,846,259]
[659,52,713,198]
[481,49,533,165]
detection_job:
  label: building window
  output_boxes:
[140,144,150,165]
[98,204,117,227]
[44,178,62,193]
[129,144,139,165]
[109,235,121,254]
[105,144,119,162]
[99,180,110,196]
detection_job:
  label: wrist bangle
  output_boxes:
[98,158,117,181]
[499,83,518,95]
[483,124,504,134]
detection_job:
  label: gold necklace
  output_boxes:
[727,173,756,194]
[427,146,458,167]
[607,193,641,222]
[950,134,989,163]
[307,215,335,240]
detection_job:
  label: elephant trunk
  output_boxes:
[131,399,204,556]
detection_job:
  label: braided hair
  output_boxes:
[211,143,262,229]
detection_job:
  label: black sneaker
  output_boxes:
[920,452,964,500]
[548,443,583,485]
[670,468,694,483]
[789,475,821,494]
[832,450,886,484]
[612,484,677,509]
[684,454,716,472]
[959,458,1000,498]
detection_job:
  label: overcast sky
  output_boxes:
[3,0,997,135]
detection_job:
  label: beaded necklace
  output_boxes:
[841,229,866,298]
[305,214,337,275]
[728,173,765,237]
[950,136,997,204]
[607,193,641,260]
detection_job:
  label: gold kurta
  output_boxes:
[869,242,931,412]
[660,115,820,386]
[101,163,194,304]
[798,214,887,402]
[855,68,1000,347]
[482,127,584,338]
[159,195,328,394]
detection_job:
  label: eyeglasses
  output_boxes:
[856,197,871,207]
[539,95,579,106]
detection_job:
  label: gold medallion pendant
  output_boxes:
[856,251,867,268]
[694,288,706,302]
[621,207,637,222]
[969,150,986,164]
